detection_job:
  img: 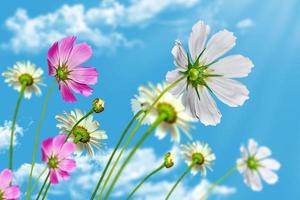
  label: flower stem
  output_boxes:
[25,80,56,200]
[9,82,26,171]
[104,113,167,199]
[127,163,165,200]
[89,110,144,200]
[41,182,51,200]
[165,162,196,200]
[28,167,48,196]
[98,75,186,199]
[199,166,237,200]
[36,172,50,200]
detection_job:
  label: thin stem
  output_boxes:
[200,166,237,200]
[9,83,26,171]
[127,163,165,200]
[89,110,144,200]
[104,113,167,199]
[25,80,56,200]
[165,162,196,200]
[98,75,186,199]
[41,182,51,200]
[28,167,48,197]
[36,173,50,200]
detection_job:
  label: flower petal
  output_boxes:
[67,43,93,68]
[3,185,21,199]
[208,77,249,107]
[260,159,281,170]
[52,134,67,154]
[59,36,77,64]
[172,40,188,71]
[58,142,76,160]
[0,169,12,189]
[47,41,60,68]
[50,169,59,184]
[59,81,77,102]
[69,66,98,85]
[188,21,210,61]
[41,138,53,162]
[57,169,70,181]
[256,146,272,160]
[66,80,93,97]
[258,167,279,184]
[59,159,76,172]
[248,139,258,156]
[247,170,263,191]
[166,69,187,96]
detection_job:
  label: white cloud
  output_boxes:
[3,0,200,53]
[236,18,254,29]
[0,120,23,152]
[14,145,235,199]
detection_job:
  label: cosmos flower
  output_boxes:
[237,139,281,191]
[41,134,76,184]
[0,169,21,200]
[166,21,253,126]
[55,109,107,157]
[131,82,195,142]
[2,61,44,99]
[47,36,98,102]
[181,141,216,176]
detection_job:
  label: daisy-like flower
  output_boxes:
[41,134,76,184]
[0,169,21,200]
[237,139,281,191]
[166,20,254,126]
[2,61,44,99]
[181,141,216,176]
[131,82,195,142]
[47,36,98,102]
[55,109,107,157]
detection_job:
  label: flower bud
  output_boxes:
[164,152,174,168]
[92,98,105,113]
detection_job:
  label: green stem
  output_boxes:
[98,75,186,199]
[36,173,49,200]
[199,166,237,200]
[25,80,55,200]
[9,83,26,171]
[89,110,144,200]
[41,182,51,200]
[104,113,167,199]
[127,163,165,200]
[165,162,196,200]
[28,167,48,197]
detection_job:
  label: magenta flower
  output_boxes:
[47,36,98,102]
[41,134,76,184]
[0,169,21,200]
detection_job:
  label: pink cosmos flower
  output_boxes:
[41,134,76,184]
[0,169,21,200]
[47,36,98,102]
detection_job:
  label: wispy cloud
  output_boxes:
[0,120,23,152]
[236,18,255,29]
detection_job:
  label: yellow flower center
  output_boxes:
[192,152,205,165]
[19,73,34,86]
[73,126,90,143]
[157,102,177,123]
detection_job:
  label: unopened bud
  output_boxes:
[92,98,105,113]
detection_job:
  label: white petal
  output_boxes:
[247,170,263,191]
[260,159,281,170]
[166,69,187,96]
[256,146,272,160]
[169,125,180,143]
[248,139,258,155]
[202,30,236,64]
[208,77,249,107]
[237,158,247,172]
[155,125,167,140]
[240,145,249,160]
[188,21,210,61]
[258,167,279,184]
[172,40,188,70]
[210,55,254,78]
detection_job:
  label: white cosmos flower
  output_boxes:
[237,139,281,191]
[131,82,195,142]
[181,141,216,176]
[166,20,254,126]
[55,109,107,157]
[2,61,44,99]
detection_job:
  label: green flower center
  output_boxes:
[19,73,34,86]
[73,126,90,144]
[247,156,260,170]
[56,65,69,81]
[157,102,177,123]
[192,152,205,165]
[48,156,59,169]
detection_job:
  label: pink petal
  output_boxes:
[59,81,77,102]
[59,36,77,65]
[3,186,21,199]
[59,159,76,172]
[41,138,53,162]
[0,169,12,189]
[67,80,93,97]
[47,41,60,69]
[52,134,67,154]
[58,142,76,160]
[69,66,98,85]
[50,169,59,185]
[57,169,70,181]
[47,59,57,76]
[67,43,92,69]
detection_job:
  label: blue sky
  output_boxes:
[0,0,299,199]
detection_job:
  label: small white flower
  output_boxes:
[166,21,254,126]
[131,82,195,142]
[55,109,107,157]
[237,139,281,191]
[2,61,44,99]
[181,141,216,176]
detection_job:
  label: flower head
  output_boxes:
[41,134,76,184]
[47,36,98,102]
[131,82,195,142]
[181,141,216,176]
[237,139,281,191]
[55,109,107,157]
[0,169,21,200]
[2,61,44,99]
[92,98,105,113]
[164,152,174,168]
[166,21,253,126]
